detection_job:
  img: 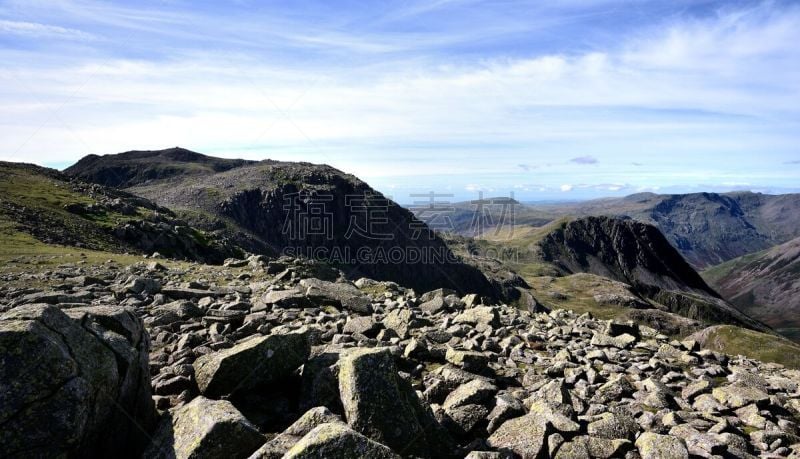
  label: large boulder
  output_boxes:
[635,432,689,459]
[300,278,373,314]
[486,413,548,459]
[338,347,455,458]
[0,304,155,458]
[283,423,400,459]
[146,396,264,459]
[194,330,310,397]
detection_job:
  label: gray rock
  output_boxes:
[146,396,264,459]
[635,432,689,459]
[453,306,499,329]
[487,413,548,459]
[194,330,310,397]
[283,423,400,459]
[338,347,454,458]
[0,304,154,458]
[443,379,498,410]
[301,279,373,314]
[712,383,769,409]
[446,347,489,372]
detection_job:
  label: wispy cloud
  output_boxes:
[570,156,599,165]
[0,0,798,200]
[0,19,95,40]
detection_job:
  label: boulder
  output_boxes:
[338,347,454,458]
[283,423,400,459]
[445,347,489,373]
[0,304,154,457]
[194,330,310,397]
[712,383,769,409]
[487,413,548,459]
[300,279,373,314]
[635,432,689,459]
[146,396,264,459]
[382,308,416,339]
[453,306,499,329]
[248,407,344,459]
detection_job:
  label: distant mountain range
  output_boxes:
[434,191,800,269]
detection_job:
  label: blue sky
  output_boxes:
[1,0,799,202]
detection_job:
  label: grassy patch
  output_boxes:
[699,325,800,369]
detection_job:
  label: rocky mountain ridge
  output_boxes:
[64,148,500,298]
[438,191,800,269]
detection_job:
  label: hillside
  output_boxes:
[703,236,800,341]
[436,191,800,269]
[65,148,499,297]
[447,216,770,334]
[0,161,240,263]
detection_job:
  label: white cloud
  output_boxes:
[560,184,574,192]
[0,1,798,198]
[0,20,96,40]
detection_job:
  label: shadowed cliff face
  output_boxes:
[65,149,499,297]
[538,216,717,297]
[536,216,770,332]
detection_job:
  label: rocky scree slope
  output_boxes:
[0,161,241,263]
[703,236,800,341]
[65,148,498,298]
[2,255,800,458]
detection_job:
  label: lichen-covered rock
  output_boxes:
[486,413,548,459]
[445,347,489,372]
[194,330,310,397]
[283,423,400,459]
[338,347,454,458]
[248,407,344,459]
[712,383,769,409]
[635,432,689,459]
[453,306,499,328]
[146,396,264,459]
[300,278,373,314]
[0,304,154,458]
[382,308,415,338]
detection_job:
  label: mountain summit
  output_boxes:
[66,148,499,297]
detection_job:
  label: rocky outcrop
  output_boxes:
[0,304,154,458]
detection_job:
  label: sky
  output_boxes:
[1,0,799,203]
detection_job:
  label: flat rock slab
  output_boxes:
[194,330,310,397]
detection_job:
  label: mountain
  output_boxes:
[533,216,769,332]
[703,236,800,341]
[65,148,498,297]
[435,191,800,269]
[0,161,241,263]
[447,215,771,334]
